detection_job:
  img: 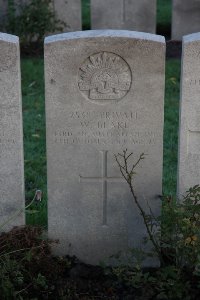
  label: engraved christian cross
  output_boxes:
[79,150,125,226]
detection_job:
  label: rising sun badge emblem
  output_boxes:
[78,52,132,103]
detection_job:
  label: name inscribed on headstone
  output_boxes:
[53,110,160,146]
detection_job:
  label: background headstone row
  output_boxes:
[1,0,200,39]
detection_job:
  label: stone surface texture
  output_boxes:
[0,33,24,231]
[53,0,82,32]
[178,33,200,196]
[45,30,165,266]
[91,0,156,33]
[172,0,200,40]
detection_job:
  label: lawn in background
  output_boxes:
[21,59,47,226]
[157,0,172,37]
[163,59,180,196]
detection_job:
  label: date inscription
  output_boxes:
[53,110,161,146]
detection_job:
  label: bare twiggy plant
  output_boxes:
[115,150,163,264]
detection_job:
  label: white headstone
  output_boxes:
[45,30,165,265]
[91,0,156,33]
[0,33,24,231]
[178,33,200,196]
[53,0,82,32]
[172,0,200,40]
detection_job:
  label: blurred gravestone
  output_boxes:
[53,0,82,32]
[178,33,200,195]
[45,30,165,266]
[172,0,200,40]
[91,0,156,33]
[0,0,8,27]
[0,0,82,32]
[0,33,24,231]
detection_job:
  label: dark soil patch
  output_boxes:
[166,40,182,59]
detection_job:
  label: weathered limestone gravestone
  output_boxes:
[172,0,200,40]
[178,33,200,196]
[91,0,156,33]
[53,0,82,32]
[0,33,24,231]
[45,30,165,265]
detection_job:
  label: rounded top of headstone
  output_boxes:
[45,30,165,44]
[0,33,19,43]
[183,32,200,43]
[0,33,19,72]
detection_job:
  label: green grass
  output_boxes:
[157,0,172,36]
[163,59,181,196]
[21,58,47,226]
[82,0,90,30]
[21,58,181,226]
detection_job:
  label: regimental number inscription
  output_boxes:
[78,52,132,103]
